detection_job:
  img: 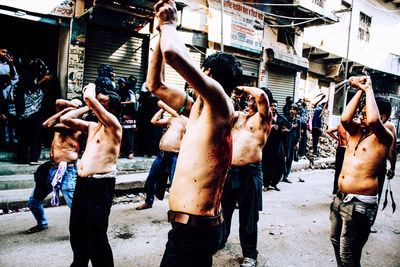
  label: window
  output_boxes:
[277,28,295,47]
[358,12,371,42]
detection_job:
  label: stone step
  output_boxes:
[0,157,155,176]
[0,148,51,162]
[0,173,149,211]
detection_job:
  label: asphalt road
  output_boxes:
[0,164,399,267]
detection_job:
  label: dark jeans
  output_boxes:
[263,171,282,189]
[121,127,135,155]
[299,122,308,157]
[333,147,346,194]
[160,222,222,267]
[312,128,322,154]
[15,111,42,163]
[221,162,263,259]
[70,177,115,267]
[145,151,178,205]
[330,192,377,267]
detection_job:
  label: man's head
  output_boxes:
[97,64,113,78]
[29,58,48,80]
[289,104,298,117]
[97,88,121,117]
[118,78,127,90]
[374,97,391,123]
[0,49,8,63]
[202,52,242,96]
[270,100,278,114]
[286,96,293,105]
[261,87,273,105]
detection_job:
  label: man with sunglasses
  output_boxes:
[329,76,393,267]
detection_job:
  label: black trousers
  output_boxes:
[312,128,322,154]
[70,177,115,267]
[15,111,42,163]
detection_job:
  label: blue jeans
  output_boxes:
[145,151,178,205]
[330,191,377,267]
[28,165,77,228]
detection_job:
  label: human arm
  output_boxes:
[238,86,271,123]
[158,100,180,118]
[82,83,121,130]
[385,122,397,179]
[150,108,169,127]
[351,76,393,145]
[60,106,90,133]
[340,79,363,135]
[154,1,233,118]
[43,107,75,131]
[327,127,339,141]
[55,99,81,112]
[146,38,193,117]
[121,90,136,105]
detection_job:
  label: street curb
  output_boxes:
[0,157,335,212]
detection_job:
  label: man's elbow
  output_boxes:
[162,48,178,66]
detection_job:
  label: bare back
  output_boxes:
[78,122,121,177]
[231,112,271,166]
[337,124,349,147]
[159,116,187,152]
[169,97,234,216]
[51,131,81,163]
[339,128,391,195]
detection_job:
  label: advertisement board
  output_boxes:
[208,0,264,54]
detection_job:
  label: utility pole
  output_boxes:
[342,0,354,111]
[221,0,224,52]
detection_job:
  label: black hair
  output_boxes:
[271,99,278,104]
[375,97,391,120]
[97,64,113,78]
[261,87,273,104]
[95,76,114,93]
[290,104,298,111]
[29,58,48,80]
[98,88,122,117]
[286,96,293,103]
[202,52,243,96]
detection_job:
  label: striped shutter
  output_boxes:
[164,48,204,91]
[83,25,149,89]
[237,56,260,78]
[267,65,295,111]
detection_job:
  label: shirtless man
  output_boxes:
[27,98,82,234]
[60,84,122,267]
[136,100,187,210]
[221,86,272,267]
[145,1,242,265]
[330,76,393,267]
[327,123,350,194]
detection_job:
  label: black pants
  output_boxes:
[160,222,222,267]
[221,163,262,259]
[263,171,282,188]
[15,111,42,163]
[121,127,135,155]
[70,177,115,267]
[299,122,308,157]
[333,146,346,194]
[312,128,322,154]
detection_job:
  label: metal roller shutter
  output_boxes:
[83,25,149,89]
[267,65,295,111]
[164,48,204,90]
[237,56,260,78]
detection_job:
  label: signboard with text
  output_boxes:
[208,0,264,54]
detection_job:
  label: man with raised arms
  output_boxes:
[220,86,272,267]
[330,76,393,267]
[136,100,187,210]
[27,98,82,234]
[146,1,243,266]
[60,84,122,267]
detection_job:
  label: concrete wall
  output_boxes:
[303,0,400,76]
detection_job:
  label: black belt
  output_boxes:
[168,210,224,227]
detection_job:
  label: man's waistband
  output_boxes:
[159,150,179,156]
[336,190,378,204]
[50,160,76,169]
[87,172,117,179]
[167,210,224,227]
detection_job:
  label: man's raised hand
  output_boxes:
[349,76,372,93]
[155,0,178,30]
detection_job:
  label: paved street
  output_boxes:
[0,165,399,267]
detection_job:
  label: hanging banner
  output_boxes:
[207,0,264,54]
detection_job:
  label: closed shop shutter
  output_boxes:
[267,65,295,110]
[83,24,149,89]
[237,56,260,78]
[164,48,204,90]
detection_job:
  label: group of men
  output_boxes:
[25,0,395,267]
